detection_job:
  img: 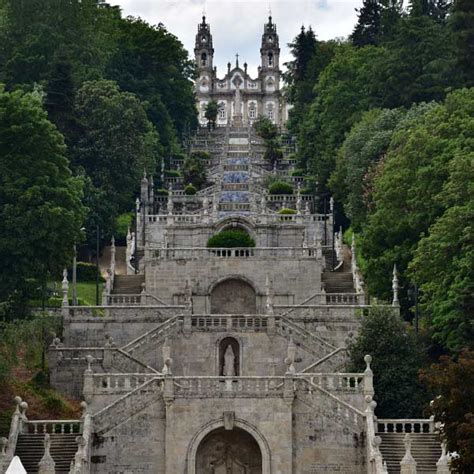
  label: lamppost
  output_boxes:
[408,283,420,336]
[96,224,100,306]
[72,227,86,306]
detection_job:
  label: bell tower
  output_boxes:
[195,16,214,72]
[260,15,281,123]
[260,15,280,73]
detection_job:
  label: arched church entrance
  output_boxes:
[195,427,262,474]
[210,279,257,314]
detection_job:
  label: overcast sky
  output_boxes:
[109,0,362,77]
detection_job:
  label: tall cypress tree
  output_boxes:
[451,0,474,86]
[350,0,382,47]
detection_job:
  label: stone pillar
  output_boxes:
[82,355,94,404]
[61,269,69,318]
[363,354,375,398]
[0,437,8,472]
[400,434,417,474]
[392,265,400,307]
[38,434,55,474]
[436,442,450,474]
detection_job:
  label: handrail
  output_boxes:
[300,347,348,373]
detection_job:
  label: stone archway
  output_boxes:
[196,427,262,474]
[187,418,270,474]
[210,278,257,314]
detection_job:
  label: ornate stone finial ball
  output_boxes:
[80,401,88,411]
[86,354,94,363]
[13,396,22,405]
[20,401,28,411]
[373,436,382,447]
[284,357,291,366]
[165,358,173,367]
[364,395,373,404]
[364,354,372,364]
[370,400,377,412]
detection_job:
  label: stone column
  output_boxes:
[82,355,94,404]
[436,442,450,474]
[363,354,375,398]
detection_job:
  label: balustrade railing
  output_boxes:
[377,419,435,434]
[173,376,285,397]
[26,420,82,435]
[89,373,158,395]
[150,247,319,260]
[294,373,364,393]
[191,314,268,331]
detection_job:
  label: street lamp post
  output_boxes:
[96,224,100,306]
[72,243,77,306]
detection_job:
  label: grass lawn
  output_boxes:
[70,281,104,306]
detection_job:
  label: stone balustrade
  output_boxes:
[219,202,251,211]
[377,419,435,434]
[191,314,268,331]
[107,294,141,305]
[49,347,105,364]
[26,420,82,435]
[221,183,249,191]
[295,373,364,393]
[267,194,313,202]
[150,247,320,260]
[89,373,159,395]
[173,376,286,398]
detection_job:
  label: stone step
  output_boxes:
[379,433,441,474]
[112,274,145,294]
[15,433,78,473]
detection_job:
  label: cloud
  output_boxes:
[109,0,361,76]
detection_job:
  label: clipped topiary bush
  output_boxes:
[156,188,169,196]
[268,181,294,195]
[291,169,305,177]
[300,188,313,195]
[191,151,211,161]
[184,183,197,195]
[278,208,297,215]
[165,169,181,178]
[207,230,255,248]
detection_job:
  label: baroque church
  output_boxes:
[0,15,449,474]
[195,16,289,127]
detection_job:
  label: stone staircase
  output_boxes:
[14,433,77,473]
[322,246,355,294]
[379,433,441,473]
[112,274,145,294]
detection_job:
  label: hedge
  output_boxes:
[67,262,104,282]
[184,184,197,195]
[268,181,294,195]
[278,208,297,215]
[207,230,256,248]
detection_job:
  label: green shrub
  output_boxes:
[291,169,305,177]
[42,392,67,413]
[156,188,169,196]
[268,181,293,195]
[68,262,103,282]
[278,208,297,215]
[207,230,256,248]
[191,151,211,161]
[300,188,313,195]
[184,184,197,195]
[165,169,181,178]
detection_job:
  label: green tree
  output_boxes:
[421,351,474,472]
[205,101,218,129]
[0,87,85,311]
[451,0,474,87]
[72,80,159,222]
[349,306,427,417]
[182,154,206,190]
[298,44,386,191]
[350,0,382,47]
[410,152,474,351]
[361,89,474,304]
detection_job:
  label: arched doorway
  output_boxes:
[195,427,262,474]
[210,279,257,314]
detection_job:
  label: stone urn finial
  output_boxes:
[38,433,55,474]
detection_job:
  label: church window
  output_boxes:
[201,52,207,66]
[266,103,274,121]
[218,103,226,120]
[249,103,257,120]
[268,52,274,67]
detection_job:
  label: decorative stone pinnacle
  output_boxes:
[38,433,55,473]
[0,437,7,456]
[85,354,94,373]
[13,396,22,413]
[401,433,417,469]
[62,268,69,307]
[135,197,140,211]
[364,354,373,373]
[80,401,88,417]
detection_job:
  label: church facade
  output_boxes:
[195,16,289,127]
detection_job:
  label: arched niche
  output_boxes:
[218,337,240,376]
[187,418,270,474]
[210,278,257,315]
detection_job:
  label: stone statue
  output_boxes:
[233,84,243,125]
[223,345,236,376]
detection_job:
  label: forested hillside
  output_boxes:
[285,0,473,351]
[0,0,197,318]
[284,1,473,466]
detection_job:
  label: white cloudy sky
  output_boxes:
[109,0,362,77]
